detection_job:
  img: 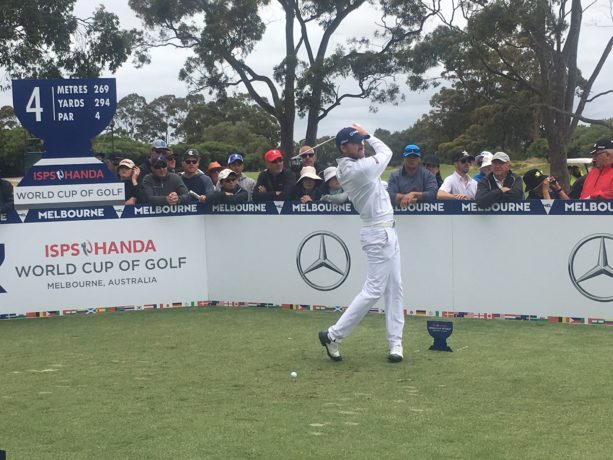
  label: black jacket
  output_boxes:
[476,171,524,208]
[207,185,248,204]
[0,179,14,213]
[252,168,296,202]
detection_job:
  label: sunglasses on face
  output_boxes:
[459,159,472,164]
[153,162,168,169]
[271,158,284,164]
[153,149,168,155]
[111,160,120,166]
[224,178,237,183]
[166,155,177,161]
[301,153,315,159]
[184,159,198,165]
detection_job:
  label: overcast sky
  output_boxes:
[2,0,612,140]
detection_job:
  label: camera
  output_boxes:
[549,176,557,184]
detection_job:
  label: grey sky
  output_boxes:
[1,0,611,140]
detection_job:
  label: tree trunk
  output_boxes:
[304,107,320,146]
[280,0,297,160]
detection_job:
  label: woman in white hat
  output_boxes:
[292,166,322,202]
[320,166,349,204]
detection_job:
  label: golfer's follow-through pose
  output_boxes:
[319,123,404,363]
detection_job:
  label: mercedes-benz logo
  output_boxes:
[568,234,613,302]
[296,231,351,291]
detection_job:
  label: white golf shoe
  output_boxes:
[388,344,403,363]
[319,330,342,361]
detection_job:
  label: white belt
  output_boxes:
[368,220,395,228]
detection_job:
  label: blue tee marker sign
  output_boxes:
[13,78,116,158]
[12,78,124,208]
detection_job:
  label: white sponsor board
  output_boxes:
[15,183,125,207]
[0,205,612,320]
[0,215,207,313]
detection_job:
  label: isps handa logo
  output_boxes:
[44,239,157,257]
[0,244,6,293]
[32,169,103,182]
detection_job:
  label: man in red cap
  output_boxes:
[580,139,613,200]
[252,149,296,202]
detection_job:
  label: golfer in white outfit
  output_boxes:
[319,123,405,363]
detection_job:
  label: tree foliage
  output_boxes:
[0,1,141,88]
[405,0,613,186]
[109,92,279,169]
[128,0,440,155]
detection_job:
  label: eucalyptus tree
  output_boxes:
[407,0,613,185]
[129,0,441,155]
[0,1,140,87]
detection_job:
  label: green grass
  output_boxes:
[1,308,612,459]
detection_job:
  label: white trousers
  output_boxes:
[329,225,404,347]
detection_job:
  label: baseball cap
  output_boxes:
[523,168,547,192]
[323,166,338,183]
[228,152,244,164]
[422,154,440,167]
[206,161,223,173]
[475,150,492,165]
[335,127,370,149]
[298,166,322,183]
[492,151,510,163]
[151,139,169,150]
[590,139,613,155]
[403,144,421,157]
[452,151,475,162]
[184,148,200,158]
[480,152,493,168]
[218,169,238,182]
[264,149,283,163]
[118,158,135,169]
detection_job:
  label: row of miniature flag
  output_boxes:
[0,302,611,326]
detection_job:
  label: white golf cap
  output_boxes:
[323,166,338,183]
[480,152,493,168]
[218,168,237,182]
[492,151,511,163]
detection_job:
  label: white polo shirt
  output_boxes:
[440,171,478,198]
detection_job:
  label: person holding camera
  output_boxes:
[522,168,569,200]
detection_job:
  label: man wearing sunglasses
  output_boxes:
[387,144,438,207]
[180,149,213,203]
[139,139,172,179]
[437,151,478,200]
[207,169,248,204]
[142,155,190,206]
[580,139,613,200]
[252,149,296,202]
[292,145,325,177]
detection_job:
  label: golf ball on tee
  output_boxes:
[291,371,298,379]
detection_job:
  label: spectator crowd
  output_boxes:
[1,137,612,212]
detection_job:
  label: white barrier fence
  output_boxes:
[1,200,612,324]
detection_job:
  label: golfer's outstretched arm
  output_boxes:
[362,136,393,181]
